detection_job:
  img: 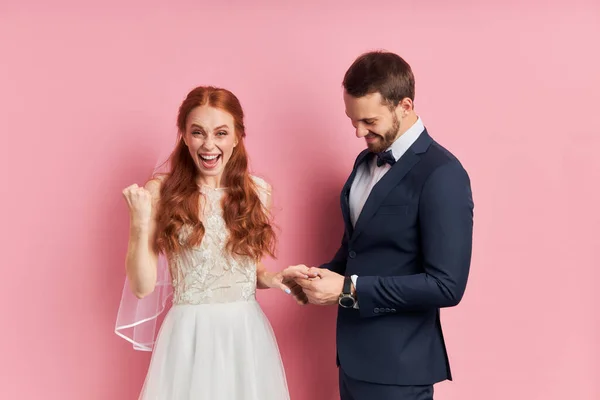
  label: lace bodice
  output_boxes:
[169,176,270,305]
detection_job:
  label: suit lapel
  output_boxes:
[341,150,370,236]
[351,130,433,242]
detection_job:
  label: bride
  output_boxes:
[115,86,312,399]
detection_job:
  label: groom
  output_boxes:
[294,51,474,400]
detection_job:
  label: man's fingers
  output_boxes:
[295,279,314,289]
[287,284,303,296]
[282,279,304,295]
[291,289,309,304]
[296,294,308,305]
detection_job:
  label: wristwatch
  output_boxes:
[338,276,356,308]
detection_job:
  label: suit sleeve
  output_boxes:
[356,160,474,317]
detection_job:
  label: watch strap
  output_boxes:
[342,275,352,294]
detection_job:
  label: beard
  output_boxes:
[366,113,401,153]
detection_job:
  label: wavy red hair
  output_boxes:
[153,86,276,262]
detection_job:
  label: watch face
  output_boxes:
[339,296,355,308]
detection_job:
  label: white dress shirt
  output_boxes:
[348,117,425,308]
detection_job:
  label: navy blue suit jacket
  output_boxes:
[321,129,474,385]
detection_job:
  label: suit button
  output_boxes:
[391,308,397,313]
[374,308,380,313]
[348,251,356,258]
[385,308,391,313]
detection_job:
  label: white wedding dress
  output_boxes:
[139,177,290,400]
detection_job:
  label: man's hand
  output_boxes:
[295,268,344,306]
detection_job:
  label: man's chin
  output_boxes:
[367,143,386,153]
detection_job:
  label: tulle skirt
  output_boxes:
[139,299,290,400]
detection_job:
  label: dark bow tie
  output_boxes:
[376,150,396,167]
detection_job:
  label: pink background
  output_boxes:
[1,1,599,399]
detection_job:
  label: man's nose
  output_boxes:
[355,125,369,138]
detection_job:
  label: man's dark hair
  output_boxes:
[343,50,415,108]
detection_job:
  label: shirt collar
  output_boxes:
[387,116,424,161]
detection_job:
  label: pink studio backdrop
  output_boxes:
[1,1,598,399]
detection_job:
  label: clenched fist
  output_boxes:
[122,184,153,226]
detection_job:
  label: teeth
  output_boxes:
[200,155,219,160]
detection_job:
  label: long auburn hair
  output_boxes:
[153,86,276,262]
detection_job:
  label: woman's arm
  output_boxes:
[253,178,314,303]
[123,179,161,299]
